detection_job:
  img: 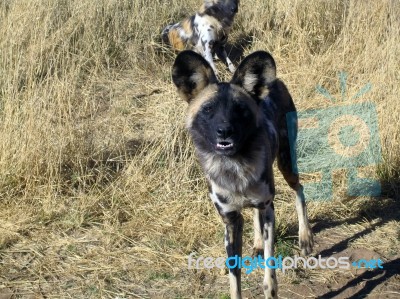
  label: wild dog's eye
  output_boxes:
[235,103,251,118]
[203,104,213,114]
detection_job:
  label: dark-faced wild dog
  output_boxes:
[162,0,239,74]
[172,50,314,299]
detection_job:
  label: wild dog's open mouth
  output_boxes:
[216,141,234,149]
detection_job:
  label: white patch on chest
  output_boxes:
[200,147,266,193]
[193,14,223,50]
[210,181,273,212]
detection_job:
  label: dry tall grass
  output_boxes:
[0,0,399,298]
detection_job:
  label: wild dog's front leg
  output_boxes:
[205,47,218,74]
[199,38,218,75]
[223,210,243,299]
[213,199,243,299]
[262,203,278,299]
[215,44,236,73]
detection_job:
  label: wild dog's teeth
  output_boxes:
[217,142,233,149]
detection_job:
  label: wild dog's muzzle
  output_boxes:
[217,125,233,139]
[216,125,235,153]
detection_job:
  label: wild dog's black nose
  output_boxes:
[217,125,233,139]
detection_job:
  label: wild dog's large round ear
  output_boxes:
[172,50,218,102]
[230,51,276,99]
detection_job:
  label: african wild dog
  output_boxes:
[162,0,239,74]
[172,50,314,299]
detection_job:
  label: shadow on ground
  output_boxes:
[277,176,400,298]
[318,257,400,299]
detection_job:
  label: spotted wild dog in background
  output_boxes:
[162,0,239,74]
[172,50,314,299]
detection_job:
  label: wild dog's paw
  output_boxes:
[263,275,278,299]
[299,225,314,256]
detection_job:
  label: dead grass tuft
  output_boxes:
[0,0,399,298]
